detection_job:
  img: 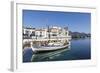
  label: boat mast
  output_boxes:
[47,25,50,43]
[48,26,50,39]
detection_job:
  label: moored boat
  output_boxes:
[32,44,69,52]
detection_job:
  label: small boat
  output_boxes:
[31,44,69,52]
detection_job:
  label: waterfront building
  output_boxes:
[23,26,70,39]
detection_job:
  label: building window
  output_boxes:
[30,31,35,37]
[25,30,29,34]
[40,32,42,37]
[52,34,57,36]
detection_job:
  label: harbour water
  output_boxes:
[23,38,91,62]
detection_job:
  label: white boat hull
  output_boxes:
[32,45,69,52]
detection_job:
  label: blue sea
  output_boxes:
[23,38,91,62]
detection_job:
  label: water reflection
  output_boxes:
[23,38,90,62]
[31,48,70,62]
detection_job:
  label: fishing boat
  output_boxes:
[30,26,71,52]
[31,43,69,52]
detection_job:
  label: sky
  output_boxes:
[23,10,91,33]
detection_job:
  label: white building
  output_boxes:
[23,26,70,39]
